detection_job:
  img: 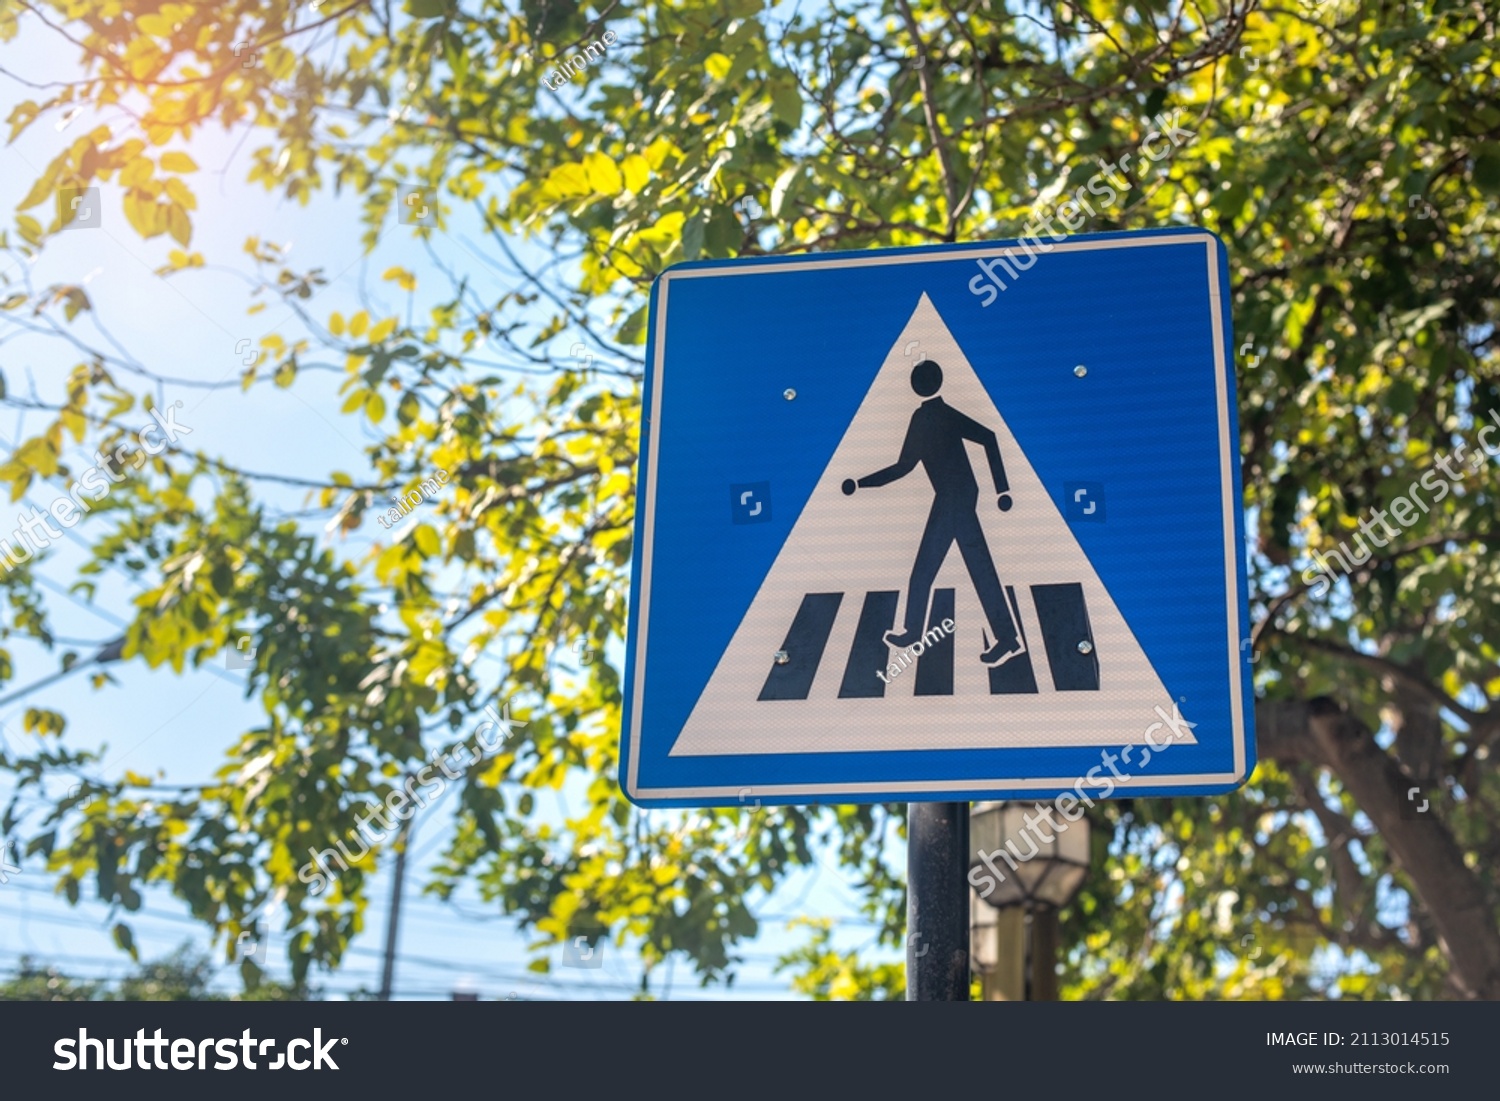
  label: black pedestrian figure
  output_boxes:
[842,360,1025,667]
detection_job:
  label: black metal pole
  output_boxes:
[906,801,970,1000]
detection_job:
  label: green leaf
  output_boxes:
[616,303,647,345]
[704,205,740,255]
[1473,144,1500,192]
[681,215,704,261]
[770,80,802,130]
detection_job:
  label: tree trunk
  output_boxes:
[1258,698,1500,999]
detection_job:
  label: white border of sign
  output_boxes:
[625,231,1246,803]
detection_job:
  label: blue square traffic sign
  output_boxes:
[621,228,1253,807]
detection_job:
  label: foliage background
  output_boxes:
[1,0,1498,999]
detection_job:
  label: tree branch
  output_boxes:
[1295,635,1490,733]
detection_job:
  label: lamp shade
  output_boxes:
[969,888,1000,972]
[969,800,1090,910]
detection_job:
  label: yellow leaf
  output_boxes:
[541,163,591,199]
[382,266,417,292]
[122,190,165,237]
[159,151,198,172]
[61,409,87,443]
[16,172,54,212]
[620,154,650,193]
[412,524,440,557]
[349,310,369,337]
[643,137,678,170]
[611,251,644,279]
[120,156,153,188]
[369,317,397,343]
[263,44,295,81]
[328,311,345,336]
[637,210,685,250]
[166,202,191,247]
[704,52,732,81]
[163,177,196,209]
[584,152,622,196]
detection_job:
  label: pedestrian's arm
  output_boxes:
[856,420,920,487]
[957,413,1009,494]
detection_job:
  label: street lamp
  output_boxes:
[969,801,1090,909]
[968,801,1090,1000]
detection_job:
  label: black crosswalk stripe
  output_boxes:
[988,586,1039,695]
[1032,582,1099,691]
[913,588,956,696]
[838,591,900,698]
[759,584,1098,699]
[758,592,843,700]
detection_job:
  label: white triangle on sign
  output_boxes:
[668,294,1193,757]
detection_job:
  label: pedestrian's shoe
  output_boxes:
[981,638,1026,667]
[884,629,922,649]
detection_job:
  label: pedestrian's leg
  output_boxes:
[890,502,954,645]
[955,509,1020,654]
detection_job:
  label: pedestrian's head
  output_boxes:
[911,360,942,397]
